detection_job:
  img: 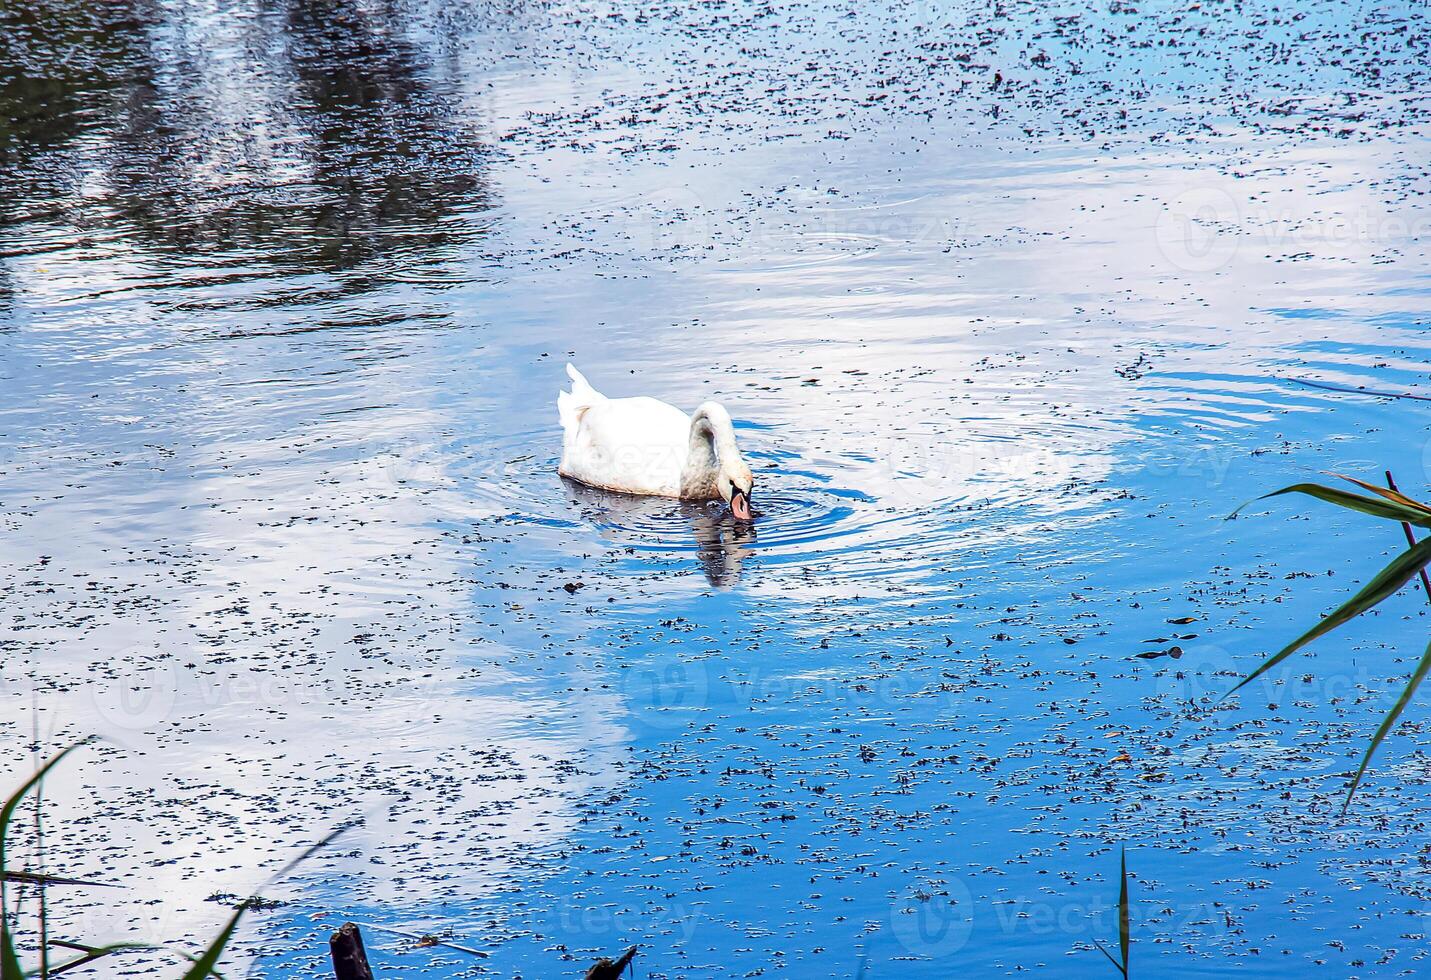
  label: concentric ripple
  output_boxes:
[551,466,1022,588]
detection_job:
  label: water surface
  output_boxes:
[1,1,1429,977]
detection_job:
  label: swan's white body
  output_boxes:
[557,365,754,516]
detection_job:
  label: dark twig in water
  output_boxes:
[1281,376,1431,403]
[584,945,638,979]
[330,922,375,980]
[357,923,489,958]
[0,871,117,889]
[48,940,119,977]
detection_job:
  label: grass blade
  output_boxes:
[0,744,89,901]
[1342,634,1431,812]
[1225,535,1431,699]
[1,741,91,980]
[48,941,166,977]
[1089,847,1130,977]
[3,919,22,980]
[1231,483,1431,528]
[270,822,355,883]
[1091,939,1123,974]
[177,908,243,980]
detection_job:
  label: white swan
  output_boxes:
[557,364,755,519]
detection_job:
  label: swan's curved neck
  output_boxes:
[682,404,737,496]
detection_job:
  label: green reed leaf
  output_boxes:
[1,741,93,979]
[177,908,243,980]
[1226,535,1431,699]
[0,744,88,888]
[1230,483,1431,528]
[1342,634,1431,812]
[1330,473,1431,516]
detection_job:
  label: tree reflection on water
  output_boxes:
[0,0,491,292]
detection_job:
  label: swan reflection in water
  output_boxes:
[562,479,756,586]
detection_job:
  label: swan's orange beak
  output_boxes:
[731,489,752,521]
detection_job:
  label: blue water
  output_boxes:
[1,1,1429,977]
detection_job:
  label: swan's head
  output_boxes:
[696,401,755,520]
[718,456,755,521]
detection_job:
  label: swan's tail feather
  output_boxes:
[566,363,599,401]
[558,363,602,431]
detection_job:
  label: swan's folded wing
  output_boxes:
[560,396,691,496]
